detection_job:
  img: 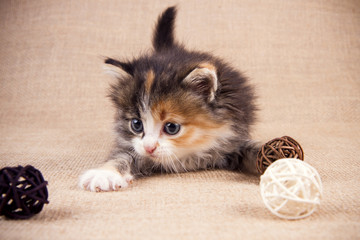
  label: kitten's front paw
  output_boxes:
[79,169,133,192]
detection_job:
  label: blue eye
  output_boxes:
[131,119,143,133]
[163,122,181,135]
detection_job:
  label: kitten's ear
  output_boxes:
[104,58,134,76]
[152,6,177,51]
[183,64,218,102]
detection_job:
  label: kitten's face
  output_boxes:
[110,62,234,167]
[130,91,232,164]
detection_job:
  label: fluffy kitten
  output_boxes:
[79,6,260,192]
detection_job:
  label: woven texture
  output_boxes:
[0,165,49,219]
[256,136,304,174]
[260,159,323,220]
[1,0,359,239]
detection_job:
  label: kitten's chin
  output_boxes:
[146,153,158,160]
[146,152,180,165]
[150,154,187,173]
[137,150,161,161]
[146,152,169,162]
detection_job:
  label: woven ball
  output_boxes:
[256,136,304,174]
[260,158,323,220]
[0,165,49,219]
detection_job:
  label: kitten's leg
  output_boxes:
[79,158,134,192]
[226,140,262,175]
[239,140,262,175]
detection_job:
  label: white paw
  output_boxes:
[79,169,134,192]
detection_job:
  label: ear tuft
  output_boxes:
[105,58,134,76]
[183,64,218,102]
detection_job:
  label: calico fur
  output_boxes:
[79,6,260,192]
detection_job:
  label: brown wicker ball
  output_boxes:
[256,136,304,174]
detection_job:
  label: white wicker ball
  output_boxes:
[260,158,323,220]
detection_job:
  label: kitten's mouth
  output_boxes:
[145,152,159,160]
[146,152,170,162]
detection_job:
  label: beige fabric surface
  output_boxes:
[1,0,359,239]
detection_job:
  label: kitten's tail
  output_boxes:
[152,6,177,51]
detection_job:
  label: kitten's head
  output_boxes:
[105,7,255,171]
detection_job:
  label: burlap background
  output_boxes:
[1,0,359,239]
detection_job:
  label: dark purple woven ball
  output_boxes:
[0,165,49,219]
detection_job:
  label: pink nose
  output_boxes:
[145,145,157,154]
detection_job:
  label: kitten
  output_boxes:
[79,6,260,192]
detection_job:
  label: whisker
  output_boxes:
[164,149,187,173]
[171,152,188,173]
[161,149,175,173]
